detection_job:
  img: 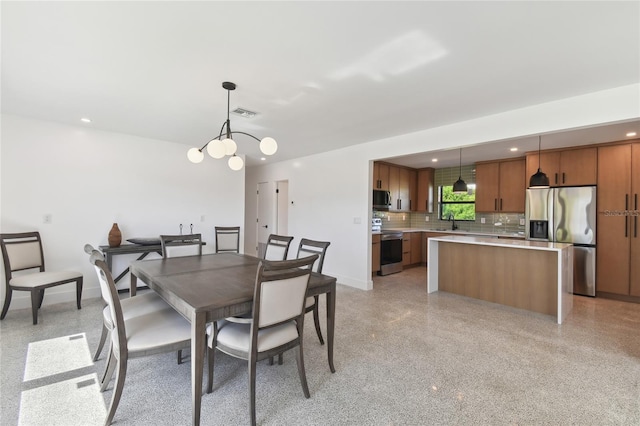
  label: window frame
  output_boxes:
[438,184,476,221]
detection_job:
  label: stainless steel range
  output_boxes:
[378,231,403,276]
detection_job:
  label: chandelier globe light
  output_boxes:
[187,81,277,171]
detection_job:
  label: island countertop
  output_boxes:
[427,235,573,324]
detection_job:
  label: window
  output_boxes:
[439,184,476,221]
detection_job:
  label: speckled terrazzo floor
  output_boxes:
[1,266,639,425]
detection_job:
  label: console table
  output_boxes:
[98,244,163,285]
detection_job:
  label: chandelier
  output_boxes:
[187,81,278,171]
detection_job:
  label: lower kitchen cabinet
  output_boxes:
[402,234,411,266]
[410,232,422,264]
[372,234,381,273]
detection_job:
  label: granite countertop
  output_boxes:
[372,228,525,239]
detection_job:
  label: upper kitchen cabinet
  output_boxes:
[526,147,597,187]
[416,168,435,213]
[596,142,640,297]
[475,158,526,213]
[373,162,390,190]
[388,164,415,212]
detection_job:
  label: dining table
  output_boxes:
[129,253,337,426]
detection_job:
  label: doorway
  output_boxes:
[256,180,289,257]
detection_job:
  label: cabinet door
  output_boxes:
[372,235,381,273]
[373,162,390,191]
[475,162,500,212]
[410,232,422,264]
[499,159,525,212]
[630,143,640,296]
[526,151,560,186]
[597,144,633,296]
[408,169,417,212]
[598,145,631,211]
[388,165,400,211]
[597,215,630,295]
[559,147,597,186]
[398,167,411,211]
[417,168,435,212]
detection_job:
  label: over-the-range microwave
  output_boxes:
[373,190,391,211]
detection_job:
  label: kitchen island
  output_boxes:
[427,235,573,324]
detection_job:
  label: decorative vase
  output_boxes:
[108,223,122,248]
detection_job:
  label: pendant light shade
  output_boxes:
[452,148,468,194]
[529,136,550,188]
[187,81,278,170]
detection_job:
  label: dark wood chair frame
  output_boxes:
[264,234,294,260]
[0,231,83,325]
[297,238,331,345]
[214,226,240,253]
[90,251,191,426]
[160,233,203,258]
[207,254,318,426]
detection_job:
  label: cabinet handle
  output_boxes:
[494,199,497,211]
[626,194,629,210]
[635,194,638,210]
[554,173,558,185]
[625,216,629,238]
[635,217,637,238]
[562,172,566,184]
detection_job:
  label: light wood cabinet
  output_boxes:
[410,232,422,264]
[526,147,597,187]
[475,158,525,213]
[417,168,435,213]
[596,143,640,297]
[372,234,381,273]
[402,234,411,266]
[373,162,390,191]
[408,169,417,212]
[385,164,414,212]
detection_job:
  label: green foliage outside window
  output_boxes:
[440,185,475,221]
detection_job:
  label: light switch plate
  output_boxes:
[519,218,525,226]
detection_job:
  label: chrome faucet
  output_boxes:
[448,212,458,230]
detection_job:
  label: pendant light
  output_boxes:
[529,136,550,188]
[452,148,468,194]
[187,81,278,171]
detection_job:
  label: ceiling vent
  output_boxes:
[231,108,257,118]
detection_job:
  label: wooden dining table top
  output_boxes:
[130,252,336,322]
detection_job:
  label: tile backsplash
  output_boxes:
[373,210,525,235]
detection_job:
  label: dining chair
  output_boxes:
[89,249,191,426]
[206,254,319,426]
[160,233,203,258]
[297,238,331,345]
[263,234,294,260]
[0,232,83,325]
[84,244,169,364]
[214,226,240,253]
[160,233,202,363]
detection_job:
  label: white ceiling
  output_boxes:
[2,1,639,168]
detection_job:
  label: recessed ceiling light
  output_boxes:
[80,117,91,123]
[626,132,637,137]
[231,108,257,118]
[431,158,438,162]
[510,147,518,152]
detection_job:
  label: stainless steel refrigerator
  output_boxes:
[525,186,597,296]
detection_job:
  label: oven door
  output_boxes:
[379,234,403,275]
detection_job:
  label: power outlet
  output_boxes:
[519,218,526,226]
[425,216,429,222]
[43,214,52,224]
[480,218,486,224]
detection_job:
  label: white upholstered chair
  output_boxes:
[296,238,331,345]
[263,234,294,260]
[1,232,83,325]
[206,255,318,426]
[84,244,168,363]
[89,250,191,426]
[214,226,240,253]
[160,233,202,258]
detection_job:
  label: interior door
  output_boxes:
[257,182,273,257]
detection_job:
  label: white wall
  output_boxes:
[245,84,640,290]
[0,114,245,311]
